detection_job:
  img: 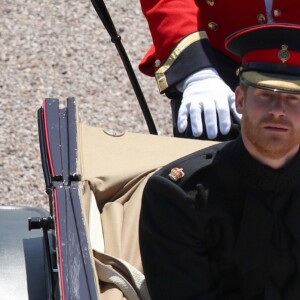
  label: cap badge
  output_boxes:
[278,44,290,63]
[168,167,185,181]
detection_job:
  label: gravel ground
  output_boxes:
[0,0,172,210]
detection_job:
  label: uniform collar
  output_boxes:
[223,136,300,193]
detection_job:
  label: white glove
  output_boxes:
[177,68,241,139]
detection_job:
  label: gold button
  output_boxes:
[154,59,161,67]
[208,22,219,31]
[257,13,266,24]
[206,0,214,6]
[273,9,282,17]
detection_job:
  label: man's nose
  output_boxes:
[269,97,286,117]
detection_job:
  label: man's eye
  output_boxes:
[286,96,300,101]
[262,92,272,97]
[259,93,272,100]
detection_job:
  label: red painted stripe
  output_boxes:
[43,99,55,176]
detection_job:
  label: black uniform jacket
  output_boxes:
[139,137,300,300]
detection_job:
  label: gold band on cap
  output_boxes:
[242,71,300,94]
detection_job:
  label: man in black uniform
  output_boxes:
[139,23,300,299]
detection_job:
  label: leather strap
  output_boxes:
[93,250,151,300]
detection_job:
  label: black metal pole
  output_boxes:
[90,0,158,135]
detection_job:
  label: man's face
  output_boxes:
[235,85,300,159]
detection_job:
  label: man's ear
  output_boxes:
[235,86,245,114]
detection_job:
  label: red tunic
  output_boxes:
[139,0,300,81]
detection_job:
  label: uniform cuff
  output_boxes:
[154,31,217,97]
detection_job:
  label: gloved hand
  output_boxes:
[177,68,241,139]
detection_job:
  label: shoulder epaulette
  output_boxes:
[155,142,227,187]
